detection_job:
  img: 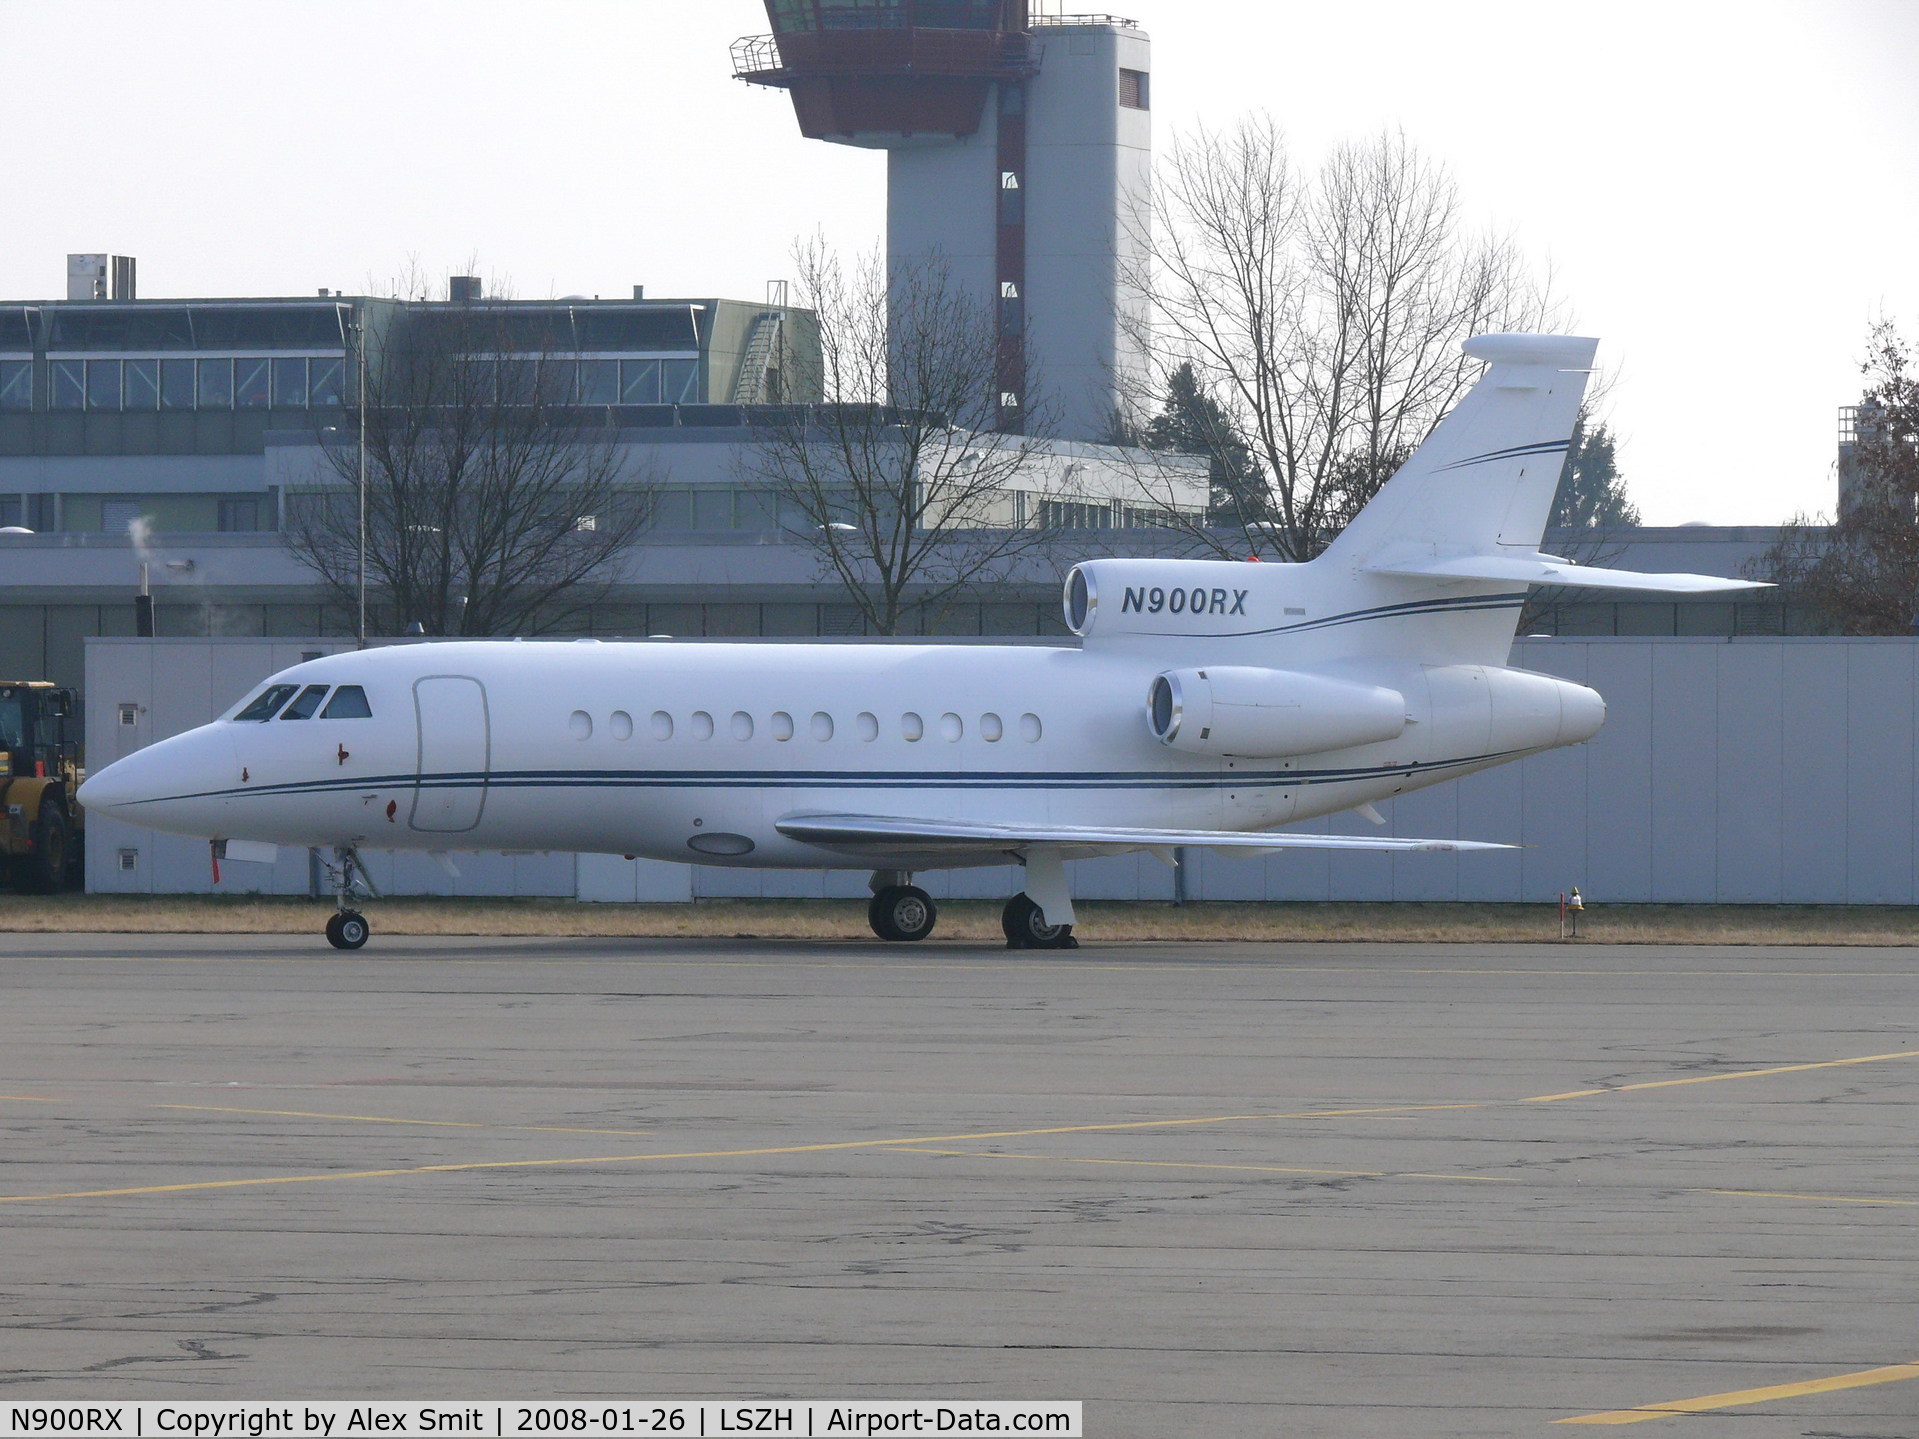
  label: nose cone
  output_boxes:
[79,724,238,836]
[1558,683,1607,746]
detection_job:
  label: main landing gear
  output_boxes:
[864,854,1081,950]
[1003,846,1077,950]
[868,871,938,942]
[1001,893,1077,950]
[320,844,376,950]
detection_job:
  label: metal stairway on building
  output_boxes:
[731,312,785,404]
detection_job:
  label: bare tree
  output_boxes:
[740,242,1063,635]
[1122,119,1560,560]
[1758,321,1919,634]
[285,303,657,637]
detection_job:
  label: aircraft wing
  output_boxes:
[775,813,1513,860]
[1365,551,1770,593]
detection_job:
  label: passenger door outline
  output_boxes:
[411,675,490,833]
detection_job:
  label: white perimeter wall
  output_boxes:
[85,636,1919,905]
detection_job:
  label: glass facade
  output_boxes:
[446,355,701,407]
[86,359,123,410]
[577,360,618,406]
[196,360,233,409]
[45,304,347,351]
[125,358,160,410]
[160,358,195,410]
[234,357,271,409]
[0,359,30,411]
[50,359,84,410]
[309,357,344,408]
[271,357,308,408]
[773,0,1003,32]
[22,354,349,412]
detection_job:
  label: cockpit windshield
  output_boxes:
[233,684,299,721]
[231,681,374,722]
[321,685,373,718]
[278,685,330,720]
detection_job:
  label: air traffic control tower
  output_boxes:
[734,2,1150,442]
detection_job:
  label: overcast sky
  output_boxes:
[2,0,1913,525]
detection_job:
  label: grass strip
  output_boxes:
[2,895,1918,945]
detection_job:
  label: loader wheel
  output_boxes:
[26,799,70,894]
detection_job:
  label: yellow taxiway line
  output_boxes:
[892,1146,1522,1184]
[157,1104,653,1136]
[4,1045,1916,1206]
[1522,1048,1919,1103]
[1558,1359,1919,1424]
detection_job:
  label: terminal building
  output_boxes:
[0,271,1208,695]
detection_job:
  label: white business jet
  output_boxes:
[79,334,1763,950]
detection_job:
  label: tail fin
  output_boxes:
[1321,334,1597,568]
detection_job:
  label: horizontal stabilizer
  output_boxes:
[777,813,1511,860]
[1365,551,1771,594]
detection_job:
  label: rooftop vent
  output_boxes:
[448,275,483,303]
[68,253,136,301]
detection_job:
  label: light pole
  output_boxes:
[355,312,369,649]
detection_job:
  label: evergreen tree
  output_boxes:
[1550,421,1640,530]
[1142,364,1270,528]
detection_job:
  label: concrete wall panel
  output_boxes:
[1713,643,1785,902]
[1778,645,1852,903]
[1843,644,1913,904]
[79,636,1919,907]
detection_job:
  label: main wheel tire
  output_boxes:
[325,910,370,950]
[1002,892,1075,950]
[868,885,938,942]
[25,800,70,895]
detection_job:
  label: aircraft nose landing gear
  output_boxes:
[325,910,370,950]
[320,844,377,950]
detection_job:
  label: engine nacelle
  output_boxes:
[1148,665,1409,759]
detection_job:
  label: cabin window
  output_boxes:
[939,713,963,741]
[234,684,300,721]
[690,710,715,740]
[980,712,1004,742]
[651,710,674,740]
[569,710,593,740]
[278,685,330,721]
[320,685,372,719]
[609,710,634,740]
[1020,712,1043,742]
[811,711,834,741]
[856,711,879,742]
[770,711,794,741]
[732,711,755,740]
[901,712,924,742]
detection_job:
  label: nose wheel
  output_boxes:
[325,910,370,950]
[320,844,378,950]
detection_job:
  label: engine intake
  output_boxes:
[1148,666,1408,759]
